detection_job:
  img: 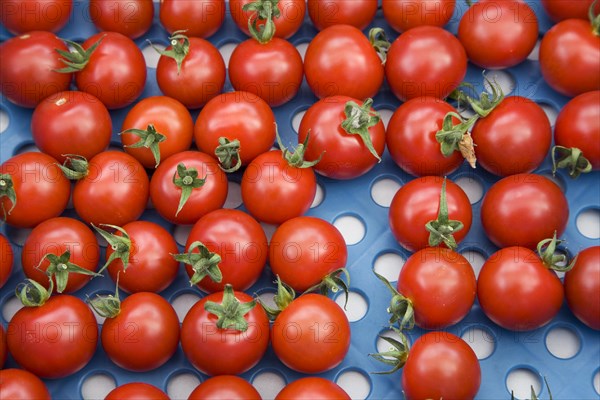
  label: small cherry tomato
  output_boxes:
[0,0,72,34]
[383,0,455,33]
[188,376,261,400]
[564,246,600,330]
[230,0,306,39]
[0,233,14,289]
[0,369,51,400]
[105,383,169,400]
[308,0,377,31]
[541,0,598,22]
[160,0,225,38]
[89,0,154,39]
[275,377,351,400]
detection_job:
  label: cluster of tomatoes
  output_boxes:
[0,0,599,399]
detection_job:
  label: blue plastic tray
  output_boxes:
[1,1,599,399]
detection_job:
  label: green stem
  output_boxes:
[172,164,206,217]
[340,98,382,162]
[304,268,350,309]
[55,35,104,73]
[92,224,131,273]
[369,28,391,64]
[215,137,242,173]
[435,112,478,168]
[369,327,410,374]
[204,284,256,331]
[590,0,600,36]
[15,279,52,307]
[552,146,592,179]
[87,275,121,318]
[257,275,296,321]
[243,0,280,43]
[425,177,464,250]
[277,126,322,168]
[172,241,222,286]
[57,155,90,180]
[537,232,577,273]
[120,124,166,168]
[0,173,16,221]
[374,272,414,331]
[148,30,190,74]
[41,250,101,293]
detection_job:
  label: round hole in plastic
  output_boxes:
[142,43,163,69]
[219,42,237,66]
[295,42,309,61]
[335,291,368,322]
[291,110,306,133]
[333,215,365,245]
[594,369,600,395]
[335,370,371,400]
[81,373,116,400]
[460,250,486,278]
[527,40,540,60]
[378,108,394,129]
[224,181,243,209]
[538,102,559,126]
[256,290,277,310]
[260,222,278,242]
[373,252,404,282]
[171,292,202,323]
[310,183,324,208]
[0,108,9,134]
[167,373,201,400]
[483,70,515,95]
[252,371,286,400]
[576,208,600,239]
[545,326,581,359]
[461,326,495,360]
[455,176,484,204]
[506,367,542,400]
[174,224,193,246]
[376,328,411,356]
[2,295,24,322]
[371,178,401,207]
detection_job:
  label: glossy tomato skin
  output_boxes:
[541,0,597,22]
[383,0,455,33]
[298,95,386,179]
[105,221,179,293]
[276,377,350,400]
[73,151,149,226]
[539,19,600,97]
[0,369,51,400]
[7,295,98,378]
[308,0,377,31]
[241,150,317,224]
[105,383,169,400]
[398,248,476,329]
[554,90,600,169]
[75,32,146,109]
[270,216,348,292]
[188,375,261,400]
[0,152,70,228]
[480,174,569,249]
[102,292,180,371]
[0,233,14,289]
[181,290,270,375]
[160,0,225,38]
[386,26,466,101]
[471,96,552,176]
[304,25,384,99]
[150,151,228,225]
[402,332,481,399]
[121,96,194,169]
[0,325,6,368]
[230,0,305,39]
[21,217,100,293]
[0,31,72,108]
[564,246,600,330]
[156,37,226,109]
[478,246,564,331]
[89,0,154,39]
[0,0,72,34]
[229,38,303,107]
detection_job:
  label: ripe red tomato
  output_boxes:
[272,293,350,373]
[564,246,600,330]
[270,216,347,292]
[480,174,569,249]
[156,35,226,109]
[471,96,552,177]
[230,0,306,39]
[21,217,100,293]
[308,0,377,31]
[0,0,72,34]
[298,95,386,179]
[71,151,149,226]
[478,246,564,331]
[0,369,51,400]
[121,96,194,168]
[382,0,455,33]
[386,26,466,101]
[0,325,6,368]
[149,151,228,225]
[0,31,72,108]
[31,90,112,163]
[188,376,261,400]
[89,0,154,39]
[458,0,538,69]
[103,221,179,293]
[0,233,14,289]
[276,377,350,400]
[0,152,70,228]
[541,0,597,22]
[7,294,98,378]
[229,38,303,107]
[101,292,180,371]
[159,0,225,38]
[105,383,169,400]
[304,25,384,99]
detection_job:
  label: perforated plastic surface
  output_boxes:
[1,1,599,399]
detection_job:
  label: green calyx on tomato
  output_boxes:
[552,146,593,179]
[120,124,166,168]
[215,137,242,173]
[172,241,222,286]
[172,163,207,216]
[243,0,280,43]
[374,271,414,331]
[258,275,295,320]
[87,276,122,318]
[277,128,322,168]
[537,231,577,272]
[151,30,190,74]
[39,250,101,293]
[425,177,465,250]
[57,155,90,180]
[15,279,52,307]
[93,224,132,273]
[435,111,477,168]
[369,327,410,374]
[451,75,505,118]
[204,284,256,331]
[0,173,16,220]
[590,0,600,36]
[341,98,382,162]
[55,36,104,73]
[368,28,391,64]
[305,268,350,308]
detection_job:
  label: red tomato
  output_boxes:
[188,376,261,400]
[386,97,463,177]
[159,0,224,38]
[71,151,149,226]
[0,325,6,368]
[31,90,112,163]
[0,233,14,289]
[480,174,569,249]
[269,216,347,292]
[0,369,51,400]
[7,295,98,378]
[304,25,384,99]
[228,38,303,107]
[564,246,600,330]
[104,221,179,293]
[478,246,564,331]
[105,383,169,400]
[272,293,351,373]
[383,0,455,33]
[181,287,270,375]
[0,31,72,108]
[458,0,538,69]
[308,0,377,31]
[298,95,386,179]
[0,0,72,34]
[149,151,228,225]
[21,217,100,293]
[121,96,194,168]
[89,0,154,39]
[230,0,306,39]
[539,18,600,97]
[471,96,552,177]
[156,36,226,109]
[0,152,70,228]
[183,209,268,292]
[389,176,472,252]
[276,377,350,400]
[101,292,180,371]
[541,0,597,22]
[74,31,147,109]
